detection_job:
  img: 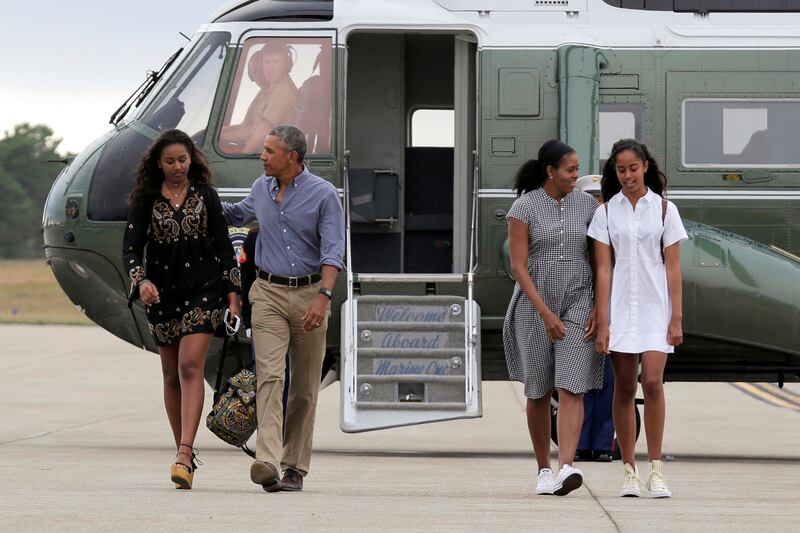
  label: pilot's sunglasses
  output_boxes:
[223,309,241,336]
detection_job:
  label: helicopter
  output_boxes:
[43,0,800,433]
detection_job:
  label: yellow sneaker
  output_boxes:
[646,460,672,498]
[619,462,641,497]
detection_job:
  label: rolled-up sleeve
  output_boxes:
[222,178,260,227]
[318,188,345,270]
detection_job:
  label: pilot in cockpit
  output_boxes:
[220,41,299,154]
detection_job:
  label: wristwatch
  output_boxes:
[318,287,333,300]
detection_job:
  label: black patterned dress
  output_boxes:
[123,183,241,346]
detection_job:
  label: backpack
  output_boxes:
[206,333,257,456]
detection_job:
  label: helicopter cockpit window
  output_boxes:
[682,99,800,168]
[218,36,333,156]
[140,31,231,145]
[88,32,231,222]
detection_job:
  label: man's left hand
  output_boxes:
[302,294,328,332]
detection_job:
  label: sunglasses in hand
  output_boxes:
[223,308,241,336]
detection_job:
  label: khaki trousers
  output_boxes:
[249,278,330,475]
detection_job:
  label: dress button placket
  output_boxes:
[630,205,639,333]
[559,204,565,259]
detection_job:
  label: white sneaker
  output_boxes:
[552,464,583,496]
[535,468,554,495]
[646,460,672,498]
[619,463,641,497]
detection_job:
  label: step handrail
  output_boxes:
[355,273,466,283]
[343,151,357,398]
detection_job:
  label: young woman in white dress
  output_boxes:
[588,139,688,498]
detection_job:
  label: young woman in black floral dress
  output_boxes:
[123,129,241,489]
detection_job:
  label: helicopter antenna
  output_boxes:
[179,32,191,42]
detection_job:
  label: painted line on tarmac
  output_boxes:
[750,383,800,406]
[731,383,800,412]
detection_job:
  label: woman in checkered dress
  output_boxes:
[503,140,604,496]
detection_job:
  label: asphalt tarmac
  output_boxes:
[1,325,798,532]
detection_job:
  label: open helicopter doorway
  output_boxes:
[341,32,481,432]
[345,32,477,274]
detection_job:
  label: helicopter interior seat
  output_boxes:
[348,168,401,273]
[349,168,399,225]
[292,48,332,153]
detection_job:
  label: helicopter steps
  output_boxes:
[341,286,481,431]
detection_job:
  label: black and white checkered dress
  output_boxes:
[503,187,604,399]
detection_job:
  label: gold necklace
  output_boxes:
[163,182,188,208]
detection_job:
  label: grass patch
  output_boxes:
[0,259,91,325]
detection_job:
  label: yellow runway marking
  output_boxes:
[752,383,800,406]
[731,383,800,412]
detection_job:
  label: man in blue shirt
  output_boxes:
[223,125,345,492]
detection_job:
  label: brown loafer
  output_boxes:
[281,468,304,492]
[250,461,281,492]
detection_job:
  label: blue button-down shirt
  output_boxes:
[222,166,345,277]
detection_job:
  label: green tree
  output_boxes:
[0,123,65,258]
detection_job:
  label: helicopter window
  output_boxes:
[599,103,645,167]
[140,31,231,145]
[409,109,455,148]
[218,36,333,156]
[682,99,800,168]
[88,32,231,222]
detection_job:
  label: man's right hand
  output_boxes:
[139,280,160,306]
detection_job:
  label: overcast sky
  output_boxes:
[0,0,227,153]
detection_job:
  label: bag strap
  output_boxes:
[212,335,230,404]
[660,197,667,263]
[232,331,245,371]
[604,203,615,265]
[212,330,247,404]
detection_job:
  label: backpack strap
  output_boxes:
[212,336,230,404]
[660,198,667,262]
[604,202,615,265]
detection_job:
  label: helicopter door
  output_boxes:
[341,32,481,432]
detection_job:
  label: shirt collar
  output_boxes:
[611,187,658,205]
[534,186,575,204]
[268,165,310,194]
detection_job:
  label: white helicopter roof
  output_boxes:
[202,0,800,49]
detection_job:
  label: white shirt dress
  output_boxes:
[587,189,688,354]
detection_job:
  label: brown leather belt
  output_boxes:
[257,269,321,288]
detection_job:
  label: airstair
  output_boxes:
[340,160,482,432]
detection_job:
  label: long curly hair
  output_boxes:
[513,139,576,196]
[128,129,213,206]
[600,138,666,203]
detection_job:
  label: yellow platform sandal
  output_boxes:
[171,443,201,490]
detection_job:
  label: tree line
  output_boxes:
[0,124,68,258]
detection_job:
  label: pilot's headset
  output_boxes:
[260,41,296,74]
